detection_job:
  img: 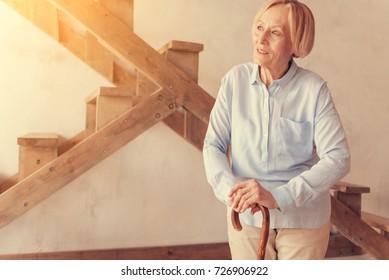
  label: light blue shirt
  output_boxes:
[203,60,350,229]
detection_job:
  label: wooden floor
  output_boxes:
[0,242,378,260]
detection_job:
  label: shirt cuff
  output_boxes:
[218,171,240,204]
[270,185,294,214]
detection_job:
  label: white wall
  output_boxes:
[0,0,388,254]
[300,0,389,215]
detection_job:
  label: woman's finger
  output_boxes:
[228,181,246,197]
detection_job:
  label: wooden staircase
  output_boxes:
[1,0,389,260]
[0,0,213,230]
[329,183,389,259]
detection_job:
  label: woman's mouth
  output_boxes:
[257,49,268,54]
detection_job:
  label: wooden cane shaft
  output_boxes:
[231,205,270,260]
[257,204,270,260]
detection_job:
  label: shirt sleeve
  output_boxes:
[203,77,240,205]
[271,84,351,213]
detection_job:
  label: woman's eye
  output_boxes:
[272,30,281,36]
[256,25,264,31]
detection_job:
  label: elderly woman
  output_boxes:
[203,0,350,260]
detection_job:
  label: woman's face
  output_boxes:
[252,5,294,73]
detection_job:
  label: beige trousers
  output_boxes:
[227,209,331,260]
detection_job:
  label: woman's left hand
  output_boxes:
[228,179,279,214]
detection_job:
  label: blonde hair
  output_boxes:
[252,0,315,58]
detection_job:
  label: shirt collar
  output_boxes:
[250,60,298,87]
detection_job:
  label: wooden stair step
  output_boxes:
[362,211,389,240]
[137,40,204,97]
[18,133,59,180]
[113,61,138,89]
[1,131,85,194]
[161,40,207,151]
[331,182,371,194]
[137,40,208,151]
[159,40,204,53]
[85,87,141,136]
[17,133,59,147]
[331,181,370,216]
[159,40,204,82]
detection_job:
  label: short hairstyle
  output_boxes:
[252,0,315,58]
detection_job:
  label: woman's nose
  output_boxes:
[256,31,268,44]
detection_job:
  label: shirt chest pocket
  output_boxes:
[276,117,313,159]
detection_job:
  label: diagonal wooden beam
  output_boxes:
[48,0,214,124]
[0,90,176,229]
[331,195,389,259]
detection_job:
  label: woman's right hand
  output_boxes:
[228,179,278,214]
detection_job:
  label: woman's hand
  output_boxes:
[228,179,279,215]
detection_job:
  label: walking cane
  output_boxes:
[231,204,270,260]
